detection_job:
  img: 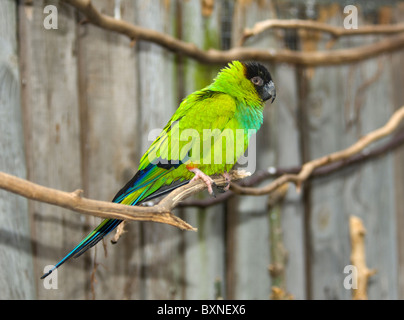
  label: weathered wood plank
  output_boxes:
[18,0,86,299]
[180,0,226,300]
[259,1,309,301]
[229,0,278,299]
[306,63,352,300]
[76,0,142,299]
[274,64,306,300]
[303,6,359,299]
[135,0,183,299]
[0,0,35,299]
[391,2,404,300]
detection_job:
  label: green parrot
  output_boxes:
[41,60,276,279]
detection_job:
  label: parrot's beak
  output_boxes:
[263,80,276,103]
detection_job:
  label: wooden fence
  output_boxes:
[1,0,404,299]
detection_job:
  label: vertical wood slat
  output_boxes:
[76,0,141,299]
[0,0,35,299]
[274,64,306,299]
[229,0,278,299]
[18,0,86,299]
[135,0,182,300]
[392,2,404,300]
[306,63,352,299]
[181,0,226,300]
[303,7,351,298]
[267,2,307,300]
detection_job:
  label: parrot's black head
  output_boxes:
[244,62,276,103]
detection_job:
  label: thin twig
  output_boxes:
[111,220,126,244]
[62,0,404,66]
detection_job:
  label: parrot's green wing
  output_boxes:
[116,89,237,203]
[140,90,237,172]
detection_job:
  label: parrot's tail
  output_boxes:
[40,218,122,279]
[40,163,189,279]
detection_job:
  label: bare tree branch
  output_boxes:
[239,19,404,46]
[244,127,404,183]
[0,170,250,231]
[166,126,404,209]
[62,0,404,66]
[230,106,404,196]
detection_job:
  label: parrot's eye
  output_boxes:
[251,76,263,86]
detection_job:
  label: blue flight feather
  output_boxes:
[40,163,175,279]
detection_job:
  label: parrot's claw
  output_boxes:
[214,172,231,193]
[188,168,216,197]
[221,171,231,192]
[215,185,227,194]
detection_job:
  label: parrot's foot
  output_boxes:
[188,167,216,197]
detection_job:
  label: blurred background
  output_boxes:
[1,0,404,299]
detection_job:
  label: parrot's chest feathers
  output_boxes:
[235,103,264,132]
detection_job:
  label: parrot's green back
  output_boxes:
[41,61,275,279]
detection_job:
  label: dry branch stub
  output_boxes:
[349,216,377,300]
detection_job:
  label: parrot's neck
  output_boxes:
[208,61,266,132]
[235,102,264,132]
[207,83,265,132]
